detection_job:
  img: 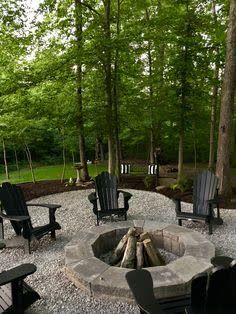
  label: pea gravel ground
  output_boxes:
[0,189,235,314]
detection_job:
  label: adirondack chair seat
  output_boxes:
[0,263,40,313]
[172,171,222,234]
[0,182,61,253]
[88,172,133,225]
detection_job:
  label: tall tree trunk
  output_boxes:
[14,147,20,179]
[61,134,66,183]
[2,139,9,180]
[25,143,35,183]
[103,0,116,174]
[146,8,155,164]
[114,0,121,179]
[75,0,89,181]
[150,129,155,164]
[178,131,184,179]
[216,0,236,198]
[209,1,220,171]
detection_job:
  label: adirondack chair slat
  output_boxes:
[88,172,132,226]
[174,171,222,234]
[0,182,61,253]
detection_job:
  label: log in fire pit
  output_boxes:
[65,220,215,301]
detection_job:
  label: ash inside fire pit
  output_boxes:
[98,227,178,269]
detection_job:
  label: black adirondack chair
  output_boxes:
[88,171,132,226]
[0,263,40,313]
[126,263,236,314]
[173,170,222,234]
[186,261,236,314]
[126,269,190,314]
[0,182,61,253]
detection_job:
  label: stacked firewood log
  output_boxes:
[110,227,165,269]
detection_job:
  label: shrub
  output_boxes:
[143,175,155,190]
[171,176,193,192]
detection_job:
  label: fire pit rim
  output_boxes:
[65,220,215,301]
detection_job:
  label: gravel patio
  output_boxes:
[0,189,235,313]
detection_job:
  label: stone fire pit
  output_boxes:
[65,220,214,301]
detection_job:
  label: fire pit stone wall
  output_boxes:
[65,220,214,301]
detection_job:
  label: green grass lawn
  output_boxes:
[0,163,108,184]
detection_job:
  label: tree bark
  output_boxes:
[25,143,35,183]
[178,131,184,179]
[75,0,89,181]
[103,0,116,175]
[216,0,236,198]
[2,139,9,180]
[209,1,220,171]
[14,147,20,179]
[114,0,121,179]
[61,133,66,183]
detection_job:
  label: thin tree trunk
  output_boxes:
[209,2,220,171]
[178,132,184,179]
[114,0,121,179]
[14,147,20,179]
[61,135,66,183]
[145,8,155,165]
[2,139,9,180]
[216,0,236,198]
[25,143,35,183]
[75,0,89,181]
[71,151,75,164]
[103,0,116,174]
[100,140,104,161]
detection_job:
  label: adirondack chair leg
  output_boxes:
[51,231,56,239]
[0,217,4,239]
[124,212,127,221]
[178,219,182,226]
[12,279,24,314]
[24,239,31,254]
[96,215,99,226]
[208,221,213,235]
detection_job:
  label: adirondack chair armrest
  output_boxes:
[118,190,132,209]
[88,192,98,214]
[88,192,98,203]
[0,212,30,222]
[26,203,61,210]
[0,263,36,286]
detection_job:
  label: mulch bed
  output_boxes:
[18,177,236,209]
[18,176,189,202]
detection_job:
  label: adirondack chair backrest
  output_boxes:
[193,171,218,215]
[126,269,163,312]
[95,172,118,211]
[0,182,32,235]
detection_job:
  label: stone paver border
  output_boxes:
[65,221,214,301]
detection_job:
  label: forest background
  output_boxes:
[0,0,235,197]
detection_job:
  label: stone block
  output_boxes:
[133,219,145,229]
[143,221,169,232]
[184,242,215,260]
[148,267,186,299]
[66,257,110,292]
[65,242,94,266]
[171,240,180,256]
[163,236,172,252]
[91,230,116,257]
[91,266,133,299]
[168,256,212,283]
